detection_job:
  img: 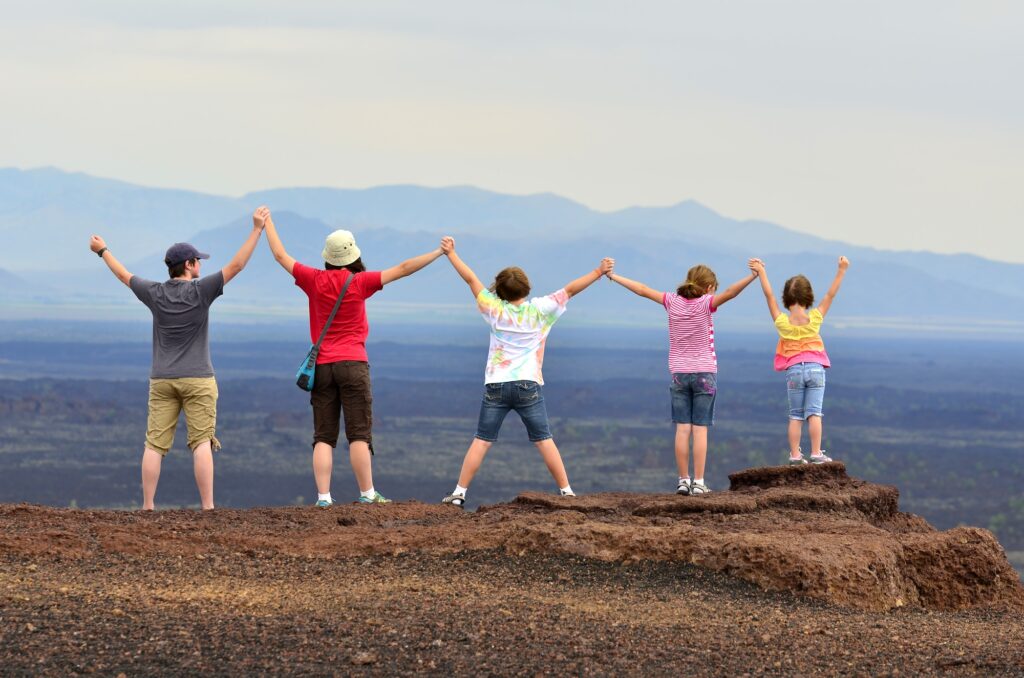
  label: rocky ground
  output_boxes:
[2,464,1023,676]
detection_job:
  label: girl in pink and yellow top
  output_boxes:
[750,256,849,465]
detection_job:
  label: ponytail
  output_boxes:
[676,264,718,299]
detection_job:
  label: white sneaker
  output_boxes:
[559,488,576,497]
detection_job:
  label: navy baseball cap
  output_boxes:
[164,242,210,267]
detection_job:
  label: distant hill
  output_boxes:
[3,167,1022,329]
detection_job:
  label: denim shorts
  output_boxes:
[670,372,717,427]
[475,380,553,443]
[786,362,826,420]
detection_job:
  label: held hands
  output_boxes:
[252,206,270,231]
[838,255,850,271]
[599,257,615,277]
[748,258,765,276]
[89,235,107,253]
[440,236,455,255]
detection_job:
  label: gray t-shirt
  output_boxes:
[130,272,225,379]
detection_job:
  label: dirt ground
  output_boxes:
[3,552,1023,676]
[2,464,1023,676]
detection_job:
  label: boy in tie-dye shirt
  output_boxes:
[438,237,614,508]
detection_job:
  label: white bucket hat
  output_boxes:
[322,229,361,267]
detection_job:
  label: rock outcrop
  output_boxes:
[1,463,1020,612]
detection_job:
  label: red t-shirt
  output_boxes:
[293,263,384,364]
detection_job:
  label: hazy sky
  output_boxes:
[3,1,1022,262]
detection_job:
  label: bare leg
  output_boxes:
[808,416,823,455]
[674,423,692,478]
[692,425,709,479]
[788,419,803,458]
[141,448,163,510]
[457,438,493,488]
[313,442,334,494]
[349,440,373,493]
[192,440,214,510]
[534,439,569,489]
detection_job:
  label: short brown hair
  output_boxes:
[676,264,718,299]
[782,275,814,308]
[491,267,531,302]
[168,257,196,279]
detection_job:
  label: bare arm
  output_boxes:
[221,207,267,284]
[563,258,615,299]
[89,235,132,287]
[607,271,662,304]
[441,238,485,298]
[262,209,296,275]
[816,256,849,317]
[712,270,758,308]
[381,240,445,285]
[749,259,781,320]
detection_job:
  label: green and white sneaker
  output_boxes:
[315,499,333,508]
[690,481,711,496]
[358,491,392,504]
[441,493,466,508]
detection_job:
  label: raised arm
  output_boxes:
[749,259,781,320]
[563,258,615,298]
[89,235,132,287]
[221,207,267,284]
[816,256,849,317]
[441,238,485,298]
[712,268,758,308]
[262,209,296,275]
[381,239,445,285]
[607,270,662,304]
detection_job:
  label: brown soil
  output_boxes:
[2,463,1022,676]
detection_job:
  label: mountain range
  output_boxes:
[2,166,1021,332]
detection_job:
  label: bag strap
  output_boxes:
[312,271,357,353]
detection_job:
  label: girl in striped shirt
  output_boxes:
[608,263,758,495]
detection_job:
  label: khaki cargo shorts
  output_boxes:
[145,377,221,455]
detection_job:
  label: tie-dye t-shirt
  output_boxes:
[477,288,569,385]
[773,308,831,371]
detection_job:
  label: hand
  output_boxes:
[440,236,455,255]
[89,235,107,253]
[252,206,269,230]
[748,258,765,275]
[599,257,614,277]
[838,255,849,271]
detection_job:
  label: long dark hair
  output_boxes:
[325,257,366,274]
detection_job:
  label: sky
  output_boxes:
[2,0,1022,262]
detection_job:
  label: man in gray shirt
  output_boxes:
[89,207,268,510]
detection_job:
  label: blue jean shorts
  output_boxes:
[670,372,717,427]
[475,380,553,443]
[786,362,826,420]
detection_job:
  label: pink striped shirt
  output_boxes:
[663,293,718,374]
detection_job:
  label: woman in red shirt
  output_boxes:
[264,210,448,506]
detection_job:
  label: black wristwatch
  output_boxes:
[96,247,108,258]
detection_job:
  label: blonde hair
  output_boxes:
[676,264,718,299]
